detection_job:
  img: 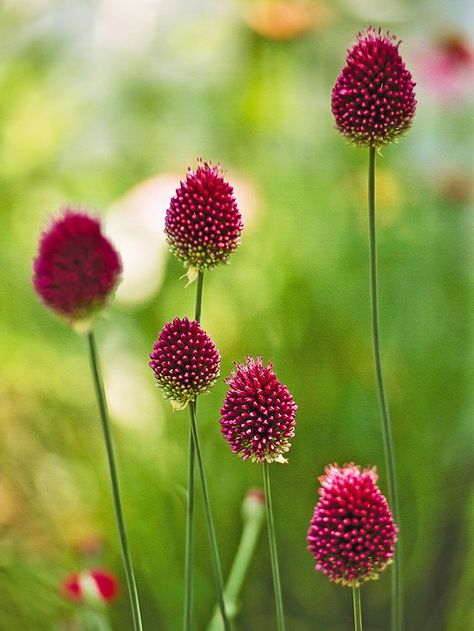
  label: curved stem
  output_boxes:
[87,331,143,631]
[184,271,204,630]
[262,462,285,631]
[189,401,230,631]
[368,145,401,631]
[206,490,265,630]
[352,586,363,631]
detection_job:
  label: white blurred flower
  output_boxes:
[107,174,178,305]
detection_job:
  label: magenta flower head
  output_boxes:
[331,27,416,147]
[149,317,221,410]
[33,209,122,330]
[165,160,243,281]
[307,463,397,587]
[220,357,297,464]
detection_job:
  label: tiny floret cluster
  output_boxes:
[307,463,397,587]
[33,209,122,326]
[149,317,220,409]
[165,160,243,275]
[220,357,297,463]
[331,27,416,147]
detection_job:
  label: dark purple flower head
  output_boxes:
[332,27,416,147]
[33,209,122,328]
[220,357,297,464]
[165,160,243,277]
[307,463,397,587]
[149,317,220,409]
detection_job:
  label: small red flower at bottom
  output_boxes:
[62,568,119,603]
[307,463,397,586]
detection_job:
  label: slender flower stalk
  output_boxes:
[189,399,230,631]
[368,146,401,631]
[184,271,204,631]
[184,422,195,631]
[187,271,229,630]
[263,462,285,631]
[352,586,363,631]
[331,28,416,631]
[87,331,143,631]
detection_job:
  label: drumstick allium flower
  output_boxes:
[149,317,221,409]
[220,357,297,463]
[220,357,296,630]
[307,463,397,587]
[165,160,243,281]
[331,27,416,147]
[33,209,122,328]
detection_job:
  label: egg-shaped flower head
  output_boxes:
[33,209,122,329]
[331,27,416,147]
[307,463,397,587]
[220,357,297,464]
[149,317,221,410]
[165,160,243,278]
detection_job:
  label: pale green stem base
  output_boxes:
[87,331,143,631]
[206,492,265,630]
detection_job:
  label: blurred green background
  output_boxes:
[1,0,473,629]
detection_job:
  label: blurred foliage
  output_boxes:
[0,1,473,630]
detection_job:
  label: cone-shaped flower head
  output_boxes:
[220,357,297,463]
[33,209,122,328]
[149,317,221,409]
[331,27,416,147]
[62,568,118,603]
[165,160,243,275]
[307,463,397,587]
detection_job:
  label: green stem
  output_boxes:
[194,271,204,324]
[368,145,401,631]
[184,272,204,631]
[262,462,285,631]
[352,586,363,631]
[189,400,230,631]
[86,331,143,631]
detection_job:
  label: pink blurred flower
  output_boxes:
[415,33,474,103]
[33,209,122,328]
